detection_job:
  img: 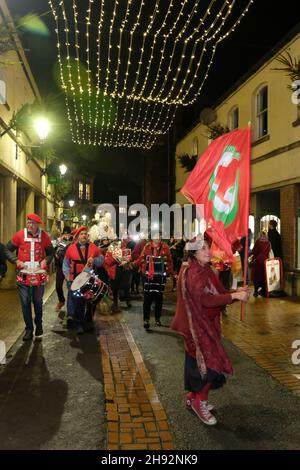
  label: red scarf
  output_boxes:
[171,258,233,377]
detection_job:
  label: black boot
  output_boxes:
[23,329,33,341]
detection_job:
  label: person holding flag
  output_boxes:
[181,126,251,262]
[171,235,250,426]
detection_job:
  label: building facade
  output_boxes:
[0,0,57,288]
[175,28,300,295]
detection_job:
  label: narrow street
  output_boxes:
[1,284,300,450]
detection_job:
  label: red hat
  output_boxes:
[71,228,78,236]
[76,226,88,236]
[27,213,42,224]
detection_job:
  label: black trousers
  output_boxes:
[55,265,65,303]
[143,291,163,321]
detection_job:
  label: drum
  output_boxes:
[144,256,167,293]
[17,269,49,286]
[71,271,108,303]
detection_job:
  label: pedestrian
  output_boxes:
[268,220,283,259]
[168,237,180,291]
[54,226,72,312]
[0,242,17,281]
[136,232,173,330]
[62,226,104,334]
[6,213,54,341]
[250,230,271,297]
[104,240,133,313]
[130,236,147,295]
[171,235,250,426]
[239,228,253,277]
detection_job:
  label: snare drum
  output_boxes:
[71,271,108,303]
[17,269,49,286]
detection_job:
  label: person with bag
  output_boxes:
[249,230,271,297]
[63,226,104,334]
[171,235,250,426]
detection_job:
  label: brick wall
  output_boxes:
[280,185,298,270]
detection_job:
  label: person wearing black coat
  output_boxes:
[268,220,283,259]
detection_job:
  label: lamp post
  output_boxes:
[68,199,75,227]
[59,164,68,176]
[34,117,51,141]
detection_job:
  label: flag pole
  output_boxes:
[241,123,252,321]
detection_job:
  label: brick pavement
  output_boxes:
[99,317,175,451]
[2,276,300,449]
[223,295,300,396]
[0,276,55,352]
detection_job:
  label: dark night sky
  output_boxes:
[7,0,300,202]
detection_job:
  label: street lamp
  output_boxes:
[68,199,75,208]
[59,164,67,176]
[82,214,87,222]
[34,117,51,140]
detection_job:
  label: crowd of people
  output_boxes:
[0,213,283,427]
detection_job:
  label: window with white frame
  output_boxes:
[191,136,198,156]
[79,182,84,199]
[255,85,268,139]
[86,183,91,200]
[0,80,7,104]
[229,106,239,130]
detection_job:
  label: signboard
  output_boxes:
[48,175,60,184]
[265,258,283,297]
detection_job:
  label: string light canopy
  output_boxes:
[49,0,254,148]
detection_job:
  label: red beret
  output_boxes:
[27,213,42,224]
[71,228,78,236]
[76,226,88,236]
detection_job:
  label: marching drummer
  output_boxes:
[7,213,54,341]
[63,226,104,335]
[136,231,174,330]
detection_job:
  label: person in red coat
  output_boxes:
[7,213,54,341]
[250,231,271,297]
[136,232,173,329]
[171,235,249,426]
[63,227,103,334]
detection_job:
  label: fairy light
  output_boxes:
[49,0,255,148]
[156,0,230,104]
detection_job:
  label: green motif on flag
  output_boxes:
[208,145,240,227]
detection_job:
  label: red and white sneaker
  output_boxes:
[191,399,217,426]
[186,393,214,411]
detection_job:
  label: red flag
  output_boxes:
[181,126,251,257]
